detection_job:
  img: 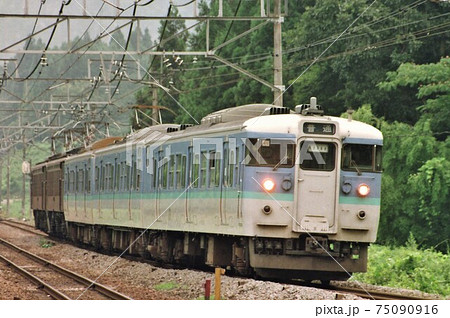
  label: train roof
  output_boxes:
[42,101,382,165]
[242,113,383,142]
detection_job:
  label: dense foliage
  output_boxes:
[352,241,450,296]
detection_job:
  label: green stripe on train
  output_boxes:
[66,190,294,202]
[67,193,379,205]
[339,196,380,206]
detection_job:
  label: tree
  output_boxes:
[407,157,450,251]
[284,0,449,119]
[378,57,450,140]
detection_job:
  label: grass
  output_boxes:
[39,238,55,248]
[0,197,32,220]
[153,281,179,291]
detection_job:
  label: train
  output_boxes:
[31,98,383,282]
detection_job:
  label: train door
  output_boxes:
[83,163,87,217]
[74,166,78,215]
[128,156,133,220]
[208,149,223,224]
[235,142,243,220]
[294,139,338,234]
[113,158,118,219]
[96,160,102,218]
[220,143,229,225]
[59,162,64,212]
[42,166,47,212]
[155,150,164,219]
[185,146,193,223]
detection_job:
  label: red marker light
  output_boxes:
[262,179,276,192]
[357,183,370,197]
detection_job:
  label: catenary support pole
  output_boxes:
[273,0,284,106]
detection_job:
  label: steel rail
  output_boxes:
[0,237,131,300]
[0,219,48,237]
[329,284,439,300]
[0,254,70,300]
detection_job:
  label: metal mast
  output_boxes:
[273,0,284,106]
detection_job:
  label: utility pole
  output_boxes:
[152,86,158,126]
[19,112,25,219]
[21,130,26,220]
[273,0,284,107]
[151,56,162,126]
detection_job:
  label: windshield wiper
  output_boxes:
[273,155,289,171]
[350,160,362,176]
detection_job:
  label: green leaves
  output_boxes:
[377,118,448,250]
[379,58,450,96]
[379,58,450,140]
[407,157,450,242]
[352,244,450,296]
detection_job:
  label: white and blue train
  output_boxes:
[31,98,383,281]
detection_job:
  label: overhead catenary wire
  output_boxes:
[177,5,449,73]
[19,1,72,84]
[27,1,137,105]
[174,21,450,94]
[2,1,446,144]
[14,0,143,148]
[174,6,450,81]
[172,0,436,82]
[171,0,197,7]
[5,0,46,81]
[109,1,140,99]
[143,4,173,80]
[14,0,437,103]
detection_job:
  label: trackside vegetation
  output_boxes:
[352,240,450,297]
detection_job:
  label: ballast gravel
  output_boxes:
[0,221,443,300]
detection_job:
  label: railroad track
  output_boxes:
[0,219,47,237]
[0,237,131,300]
[280,279,439,300]
[328,284,439,300]
[0,218,439,300]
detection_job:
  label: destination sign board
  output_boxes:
[303,122,335,135]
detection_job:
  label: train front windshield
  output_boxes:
[299,141,336,171]
[245,138,296,168]
[342,144,382,173]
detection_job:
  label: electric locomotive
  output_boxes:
[31,98,382,281]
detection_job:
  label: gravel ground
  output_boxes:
[0,261,51,300]
[0,221,444,300]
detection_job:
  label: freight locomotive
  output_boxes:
[31,98,383,281]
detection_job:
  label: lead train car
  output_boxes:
[31,101,383,281]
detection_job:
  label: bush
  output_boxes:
[352,240,450,296]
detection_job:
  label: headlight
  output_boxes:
[357,183,370,197]
[262,178,276,192]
